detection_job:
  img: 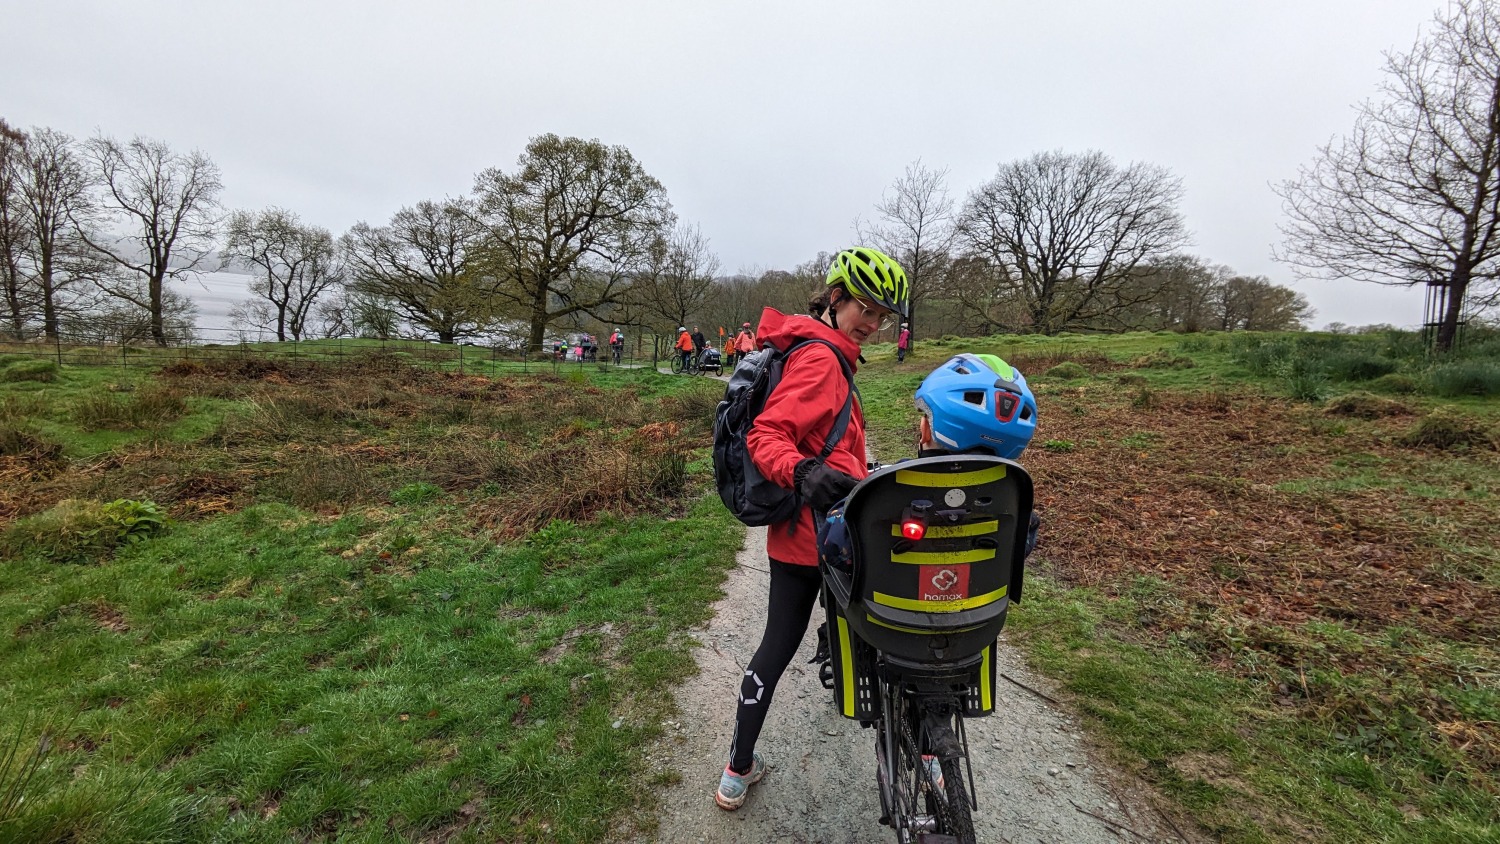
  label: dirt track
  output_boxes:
[639,525,1194,844]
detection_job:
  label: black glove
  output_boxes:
[795,458,858,512]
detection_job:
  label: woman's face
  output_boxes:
[829,292,896,345]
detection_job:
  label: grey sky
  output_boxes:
[4,0,1443,328]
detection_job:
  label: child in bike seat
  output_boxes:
[819,353,1041,575]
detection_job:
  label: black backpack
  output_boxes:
[713,339,855,527]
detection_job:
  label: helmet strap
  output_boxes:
[823,287,845,330]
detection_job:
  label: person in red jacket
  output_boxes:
[716,247,910,810]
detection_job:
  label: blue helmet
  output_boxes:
[914,354,1037,459]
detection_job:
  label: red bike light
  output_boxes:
[995,390,1020,423]
[901,520,926,541]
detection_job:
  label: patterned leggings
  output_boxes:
[727,559,822,774]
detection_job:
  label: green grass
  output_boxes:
[0,496,741,843]
[853,328,1499,844]
[1007,577,1500,844]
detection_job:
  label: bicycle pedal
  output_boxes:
[818,661,835,689]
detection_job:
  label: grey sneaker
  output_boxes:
[714,752,767,810]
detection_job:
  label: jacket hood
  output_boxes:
[754,307,862,372]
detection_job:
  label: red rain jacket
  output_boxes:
[747,307,867,566]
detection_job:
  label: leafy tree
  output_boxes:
[472,134,673,353]
[224,208,341,341]
[958,150,1188,334]
[1217,275,1314,331]
[341,198,493,344]
[1276,0,1500,352]
[80,135,222,345]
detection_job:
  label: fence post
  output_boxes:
[458,342,464,375]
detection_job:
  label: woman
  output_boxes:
[716,247,910,810]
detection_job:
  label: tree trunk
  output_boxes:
[150,272,166,346]
[1436,269,1470,353]
[40,252,58,340]
[438,329,455,345]
[527,288,549,354]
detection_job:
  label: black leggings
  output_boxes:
[728,558,822,774]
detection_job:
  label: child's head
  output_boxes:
[914,354,1038,459]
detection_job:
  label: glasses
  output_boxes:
[849,297,896,331]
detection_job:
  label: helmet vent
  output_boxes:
[1021,405,1033,421]
[963,391,985,406]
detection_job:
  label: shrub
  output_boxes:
[0,423,63,462]
[1176,335,1214,353]
[1131,386,1158,410]
[1399,408,1497,451]
[1044,362,1090,380]
[0,498,170,562]
[1323,392,1408,419]
[1131,349,1196,369]
[1368,373,1420,395]
[391,481,443,505]
[1426,360,1500,397]
[1233,338,1295,375]
[1281,355,1328,402]
[0,359,59,383]
[72,384,187,431]
[1323,351,1399,382]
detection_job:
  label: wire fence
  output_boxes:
[0,326,688,379]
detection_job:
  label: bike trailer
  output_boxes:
[821,454,1033,722]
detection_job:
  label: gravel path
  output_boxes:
[640,525,1195,844]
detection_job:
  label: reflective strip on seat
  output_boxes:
[890,519,999,539]
[872,585,1008,613]
[980,644,993,710]
[893,465,1007,487]
[835,615,855,718]
[890,547,995,565]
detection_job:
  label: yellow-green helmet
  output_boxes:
[826,247,910,318]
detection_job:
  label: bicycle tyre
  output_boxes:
[670,355,684,374]
[937,755,975,844]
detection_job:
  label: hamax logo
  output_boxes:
[931,569,960,591]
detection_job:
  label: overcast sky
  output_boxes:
[4,0,1446,328]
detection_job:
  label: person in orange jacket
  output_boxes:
[674,326,695,372]
[715,247,910,810]
[732,322,755,363]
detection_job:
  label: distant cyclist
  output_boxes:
[716,247,909,811]
[609,328,624,364]
[675,326,695,372]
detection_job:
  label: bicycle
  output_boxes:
[670,351,697,375]
[818,453,1033,844]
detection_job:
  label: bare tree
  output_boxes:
[630,223,720,330]
[857,159,957,339]
[1276,0,1500,352]
[224,208,342,341]
[957,150,1188,335]
[80,135,222,345]
[15,127,105,341]
[341,198,492,344]
[0,119,31,339]
[471,134,674,353]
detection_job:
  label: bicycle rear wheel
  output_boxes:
[932,749,975,843]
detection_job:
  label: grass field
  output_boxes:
[0,354,737,842]
[1,329,1497,842]
[857,329,1499,843]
